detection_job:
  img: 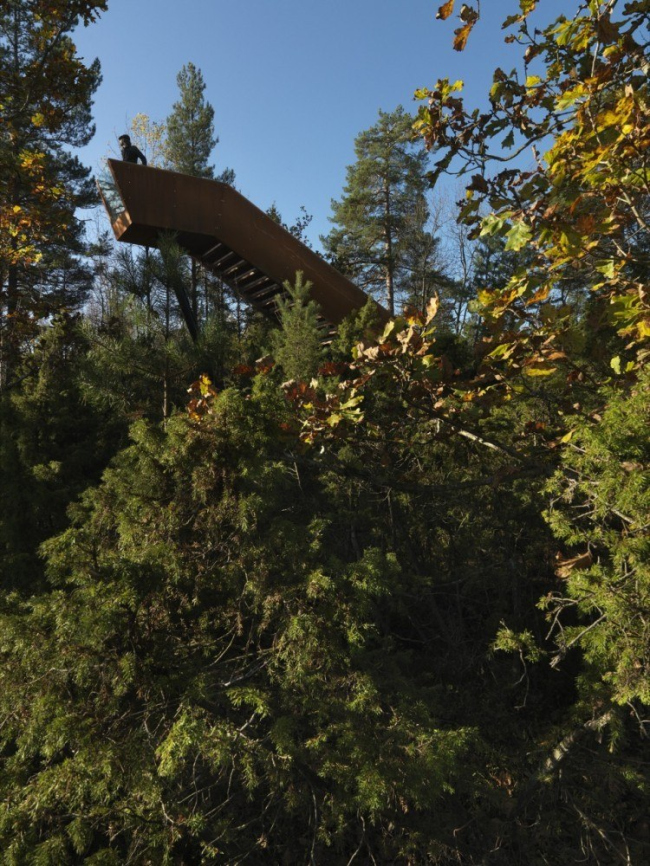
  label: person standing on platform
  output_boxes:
[118,134,147,165]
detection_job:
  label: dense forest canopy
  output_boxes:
[0,1,648,863]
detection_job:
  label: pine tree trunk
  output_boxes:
[145,247,152,312]
[385,254,394,316]
[3,249,19,388]
[191,257,198,321]
[384,181,395,316]
[163,281,170,420]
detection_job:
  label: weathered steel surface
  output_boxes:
[100,160,386,332]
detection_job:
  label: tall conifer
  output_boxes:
[272,271,324,381]
[0,0,104,385]
[165,63,217,178]
[323,106,430,316]
[164,63,235,321]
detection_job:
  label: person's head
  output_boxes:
[118,134,131,146]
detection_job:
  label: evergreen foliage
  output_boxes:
[164,63,235,325]
[329,299,384,362]
[271,272,324,382]
[543,369,650,707]
[0,2,648,863]
[81,235,239,423]
[0,316,123,594]
[323,106,432,316]
[0,0,104,382]
[267,203,314,248]
[0,391,476,863]
[165,63,218,179]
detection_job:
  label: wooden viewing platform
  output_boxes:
[98,160,386,340]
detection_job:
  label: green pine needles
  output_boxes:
[272,271,325,382]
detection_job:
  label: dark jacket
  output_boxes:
[120,143,147,165]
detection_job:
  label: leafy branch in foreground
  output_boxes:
[415,1,649,384]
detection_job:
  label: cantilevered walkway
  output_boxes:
[98,160,384,340]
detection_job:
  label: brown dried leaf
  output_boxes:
[554,551,593,579]
[436,0,455,20]
[425,295,440,325]
[597,13,619,45]
[621,461,643,472]
[459,4,479,24]
[468,173,489,193]
[453,22,473,52]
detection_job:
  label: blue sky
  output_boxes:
[74,0,569,250]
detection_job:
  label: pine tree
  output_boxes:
[165,63,235,322]
[0,315,122,593]
[165,62,217,179]
[0,0,104,385]
[82,234,210,423]
[0,386,477,863]
[267,203,314,247]
[271,272,324,381]
[543,368,650,707]
[323,106,430,316]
